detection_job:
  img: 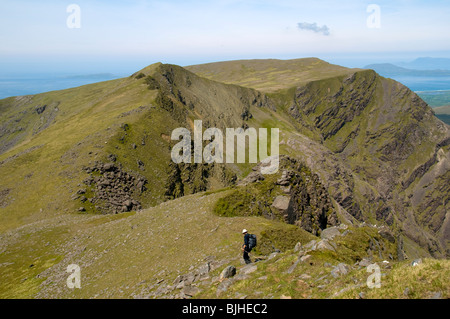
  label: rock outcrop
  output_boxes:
[74,161,148,214]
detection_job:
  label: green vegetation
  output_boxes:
[340,258,450,299]
[144,75,160,90]
[186,58,360,93]
[134,72,146,79]
[417,90,450,107]
[256,223,316,255]
[196,225,448,299]
[213,173,282,218]
[0,57,448,299]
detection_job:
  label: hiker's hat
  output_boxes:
[242,229,248,234]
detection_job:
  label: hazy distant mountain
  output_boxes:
[365,63,450,77]
[397,57,450,70]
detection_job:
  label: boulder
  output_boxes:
[276,170,291,186]
[403,287,410,297]
[136,180,146,193]
[271,195,291,211]
[331,263,349,278]
[182,285,200,297]
[320,227,341,240]
[220,266,236,280]
[238,171,264,185]
[240,264,257,275]
[216,279,233,297]
[315,239,336,252]
[357,258,372,267]
[107,154,117,162]
[286,259,300,274]
[123,199,132,208]
[198,263,211,276]
[103,163,116,171]
[300,255,312,263]
[303,240,317,251]
[429,292,442,299]
[281,185,291,194]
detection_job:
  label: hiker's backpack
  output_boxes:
[248,234,257,250]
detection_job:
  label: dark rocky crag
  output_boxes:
[214,156,339,236]
[75,161,147,214]
[266,70,450,258]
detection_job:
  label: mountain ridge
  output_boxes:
[398,57,450,70]
[0,57,448,298]
[364,63,450,77]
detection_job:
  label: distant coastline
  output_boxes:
[0,73,122,99]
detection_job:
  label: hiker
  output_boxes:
[241,229,252,264]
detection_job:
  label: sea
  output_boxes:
[0,73,449,107]
[391,75,450,92]
[0,73,125,100]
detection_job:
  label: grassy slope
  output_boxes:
[0,58,448,299]
[2,188,447,299]
[0,61,275,231]
[0,190,308,298]
[197,251,449,299]
[186,58,359,93]
[0,73,159,232]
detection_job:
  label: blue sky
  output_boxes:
[0,0,449,75]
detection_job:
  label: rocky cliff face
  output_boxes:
[149,63,275,131]
[279,69,450,257]
[186,60,449,258]
[213,156,339,236]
